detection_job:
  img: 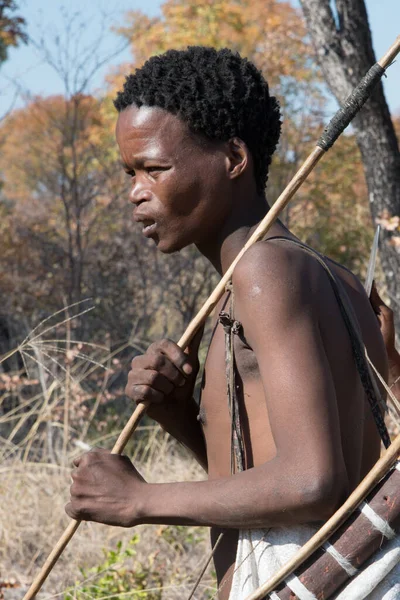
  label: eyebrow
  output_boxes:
[120,155,169,170]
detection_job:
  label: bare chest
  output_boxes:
[199,303,276,478]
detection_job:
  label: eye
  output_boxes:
[145,166,169,176]
[125,169,136,179]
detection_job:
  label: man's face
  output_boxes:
[116,105,232,253]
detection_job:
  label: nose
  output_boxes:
[129,179,152,205]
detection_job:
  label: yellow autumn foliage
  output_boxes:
[111,0,314,92]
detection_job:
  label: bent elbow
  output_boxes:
[302,469,349,522]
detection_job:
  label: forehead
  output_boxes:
[115,105,196,159]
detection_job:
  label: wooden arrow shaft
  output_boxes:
[23,401,150,600]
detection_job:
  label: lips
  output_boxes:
[142,221,157,237]
[133,213,158,237]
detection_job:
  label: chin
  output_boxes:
[157,235,192,254]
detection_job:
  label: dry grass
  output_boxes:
[0,432,215,599]
[0,308,216,599]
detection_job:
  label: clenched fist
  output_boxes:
[125,329,203,420]
[65,449,146,527]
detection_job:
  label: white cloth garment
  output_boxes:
[229,527,400,600]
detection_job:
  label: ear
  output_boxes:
[225,137,249,180]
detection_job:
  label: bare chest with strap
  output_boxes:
[217,236,391,476]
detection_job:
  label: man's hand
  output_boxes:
[65,449,146,527]
[370,282,397,357]
[124,328,207,470]
[370,281,400,392]
[125,328,203,419]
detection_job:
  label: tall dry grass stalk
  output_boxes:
[0,304,216,599]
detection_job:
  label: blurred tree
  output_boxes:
[0,10,130,342]
[0,92,219,346]
[300,0,400,327]
[114,0,314,85]
[291,131,372,273]
[0,1,27,121]
[0,0,26,66]
[0,94,126,313]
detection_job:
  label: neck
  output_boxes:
[196,192,292,275]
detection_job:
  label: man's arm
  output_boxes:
[125,330,208,471]
[137,243,348,526]
[146,393,207,471]
[67,242,348,528]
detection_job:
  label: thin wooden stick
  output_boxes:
[22,401,150,600]
[378,34,400,68]
[24,35,400,599]
[245,433,400,600]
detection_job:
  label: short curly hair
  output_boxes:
[114,46,281,193]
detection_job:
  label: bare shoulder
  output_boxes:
[231,239,318,316]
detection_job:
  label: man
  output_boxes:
[66,47,389,599]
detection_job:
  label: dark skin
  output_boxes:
[66,105,388,599]
[370,282,400,398]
